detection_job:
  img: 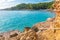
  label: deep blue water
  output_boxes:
[0,10,55,33]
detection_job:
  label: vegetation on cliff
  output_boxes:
[4,1,54,10]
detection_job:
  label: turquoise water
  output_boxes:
[0,10,55,33]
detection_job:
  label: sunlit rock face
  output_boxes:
[32,0,60,40]
[37,29,55,40]
[20,29,37,40]
[18,28,37,40]
[55,30,60,40]
[53,0,60,28]
[39,0,60,40]
[32,18,55,32]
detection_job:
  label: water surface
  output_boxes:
[0,10,55,33]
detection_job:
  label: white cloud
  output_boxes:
[0,0,5,3]
[0,0,16,9]
[0,0,15,3]
[6,0,15,2]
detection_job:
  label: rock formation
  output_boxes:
[36,0,60,40]
[33,0,60,40]
[53,0,60,28]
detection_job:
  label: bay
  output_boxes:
[0,10,55,33]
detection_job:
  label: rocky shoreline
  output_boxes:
[0,18,55,40]
[0,16,59,40]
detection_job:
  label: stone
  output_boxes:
[37,29,55,40]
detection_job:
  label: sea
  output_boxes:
[0,10,55,33]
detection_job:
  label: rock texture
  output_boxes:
[37,29,55,40]
[53,0,60,28]
[32,18,54,32]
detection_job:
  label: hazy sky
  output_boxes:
[0,0,53,9]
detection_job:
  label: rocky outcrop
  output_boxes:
[32,18,55,32]
[0,28,37,40]
[53,0,60,28]
[37,29,55,40]
[0,30,20,40]
[20,29,37,40]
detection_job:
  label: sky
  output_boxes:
[0,0,53,9]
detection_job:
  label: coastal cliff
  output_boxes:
[0,0,60,40]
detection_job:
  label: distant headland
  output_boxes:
[2,1,54,10]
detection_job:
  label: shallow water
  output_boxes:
[0,10,55,33]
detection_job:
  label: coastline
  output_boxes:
[0,9,52,11]
[0,17,55,40]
